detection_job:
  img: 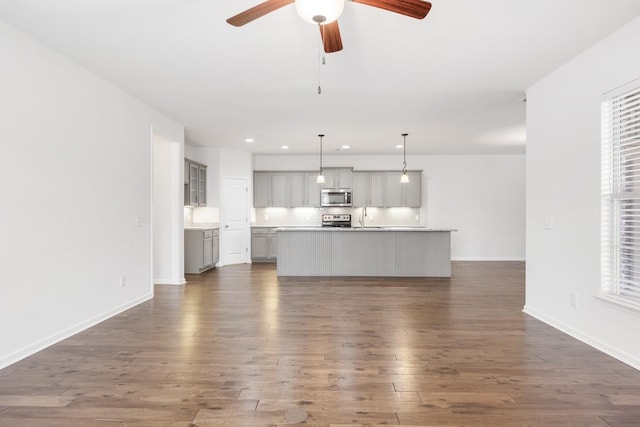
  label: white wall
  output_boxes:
[525,16,640,369]
[254,154,526,260]
[153,135,185,285]
[0,19,184,368]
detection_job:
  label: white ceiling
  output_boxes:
[1,0,640,155]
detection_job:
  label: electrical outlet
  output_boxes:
[264,214,269,221]
[119,275,127,287]
[544,216,553,230]
[570,293,577,307]
[415,214,420,222]
[135,216,143,228]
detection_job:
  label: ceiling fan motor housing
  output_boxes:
[295,0,345,25]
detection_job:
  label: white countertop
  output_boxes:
[275,226,456,232]
[184,226,218,230]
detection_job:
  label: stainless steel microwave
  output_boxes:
[321,188,352,207]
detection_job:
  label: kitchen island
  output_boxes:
[276,227,454,277]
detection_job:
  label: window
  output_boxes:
[602,82,640,308]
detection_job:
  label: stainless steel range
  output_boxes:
[321,214,352,228]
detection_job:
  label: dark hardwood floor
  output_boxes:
[1,262,640,426]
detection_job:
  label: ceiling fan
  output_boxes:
[226,0,432,53]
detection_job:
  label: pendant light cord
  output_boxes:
[402,133,408,175]
[319,134,324,172]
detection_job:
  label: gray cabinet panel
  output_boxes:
[251,233,269,259]
[352,172,369,207]
[289,173,305,207]
[185,229,216,274]
[189,163,199,206]
[271,173,288,207]
[253,172,271,208]
[277,229,451,277]
[369,173,385,207]
[197,166,207,206]
[322,169,352,189]
[352,172,385,207]
[404,172,421,207]
[384,171,421,207]
[384,173,403,207]
[251,227,277,262]
[185,159,207,207]
[306,173,321,207]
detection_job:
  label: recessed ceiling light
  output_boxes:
[245,138,255,143]
[281,145,289,149]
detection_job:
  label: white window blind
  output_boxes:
[602,83,640,307]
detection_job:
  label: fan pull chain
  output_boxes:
[317,23,326,95]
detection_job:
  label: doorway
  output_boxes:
[221,177,250,265]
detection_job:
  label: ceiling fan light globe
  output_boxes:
[295,0,345,25]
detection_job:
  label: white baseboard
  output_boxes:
[154,278,186,285]
[0,293,153,370]
[452,257,526,261]
[523,305,640,371]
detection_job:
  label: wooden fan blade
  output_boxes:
[352,0,431,19]
[226,0,294,27]
[320,21,343,53]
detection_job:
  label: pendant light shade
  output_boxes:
[316,134,325,184]
[295,0,345,25]
[400,133,409,183]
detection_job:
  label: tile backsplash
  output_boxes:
[253,207,422,227]
[184,207,219,228]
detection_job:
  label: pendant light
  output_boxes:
[400,133,410,183]
[316,134,326,184]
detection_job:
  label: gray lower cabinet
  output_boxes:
[251,227,278,262]
[185,229,218,274]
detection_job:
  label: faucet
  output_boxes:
[359,206,368,228]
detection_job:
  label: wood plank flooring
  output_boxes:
[2,262,640,426]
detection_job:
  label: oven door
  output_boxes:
[321,189,352,207]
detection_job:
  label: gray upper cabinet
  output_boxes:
[352,172,369,207]
[384,171,421,207]
[253,172,271,207]
[322,169,352,189]
[289,173,306,207]
[270,173,288,207]
[370,173,385,207]
[352,172,385,207]
[253,171,322,207]
[185,159,207,207]
[252,169,419,208]
[306,173,321,207]
[189,163,199,206]
[197,166,206,206]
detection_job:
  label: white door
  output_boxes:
[222,177,250,265]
